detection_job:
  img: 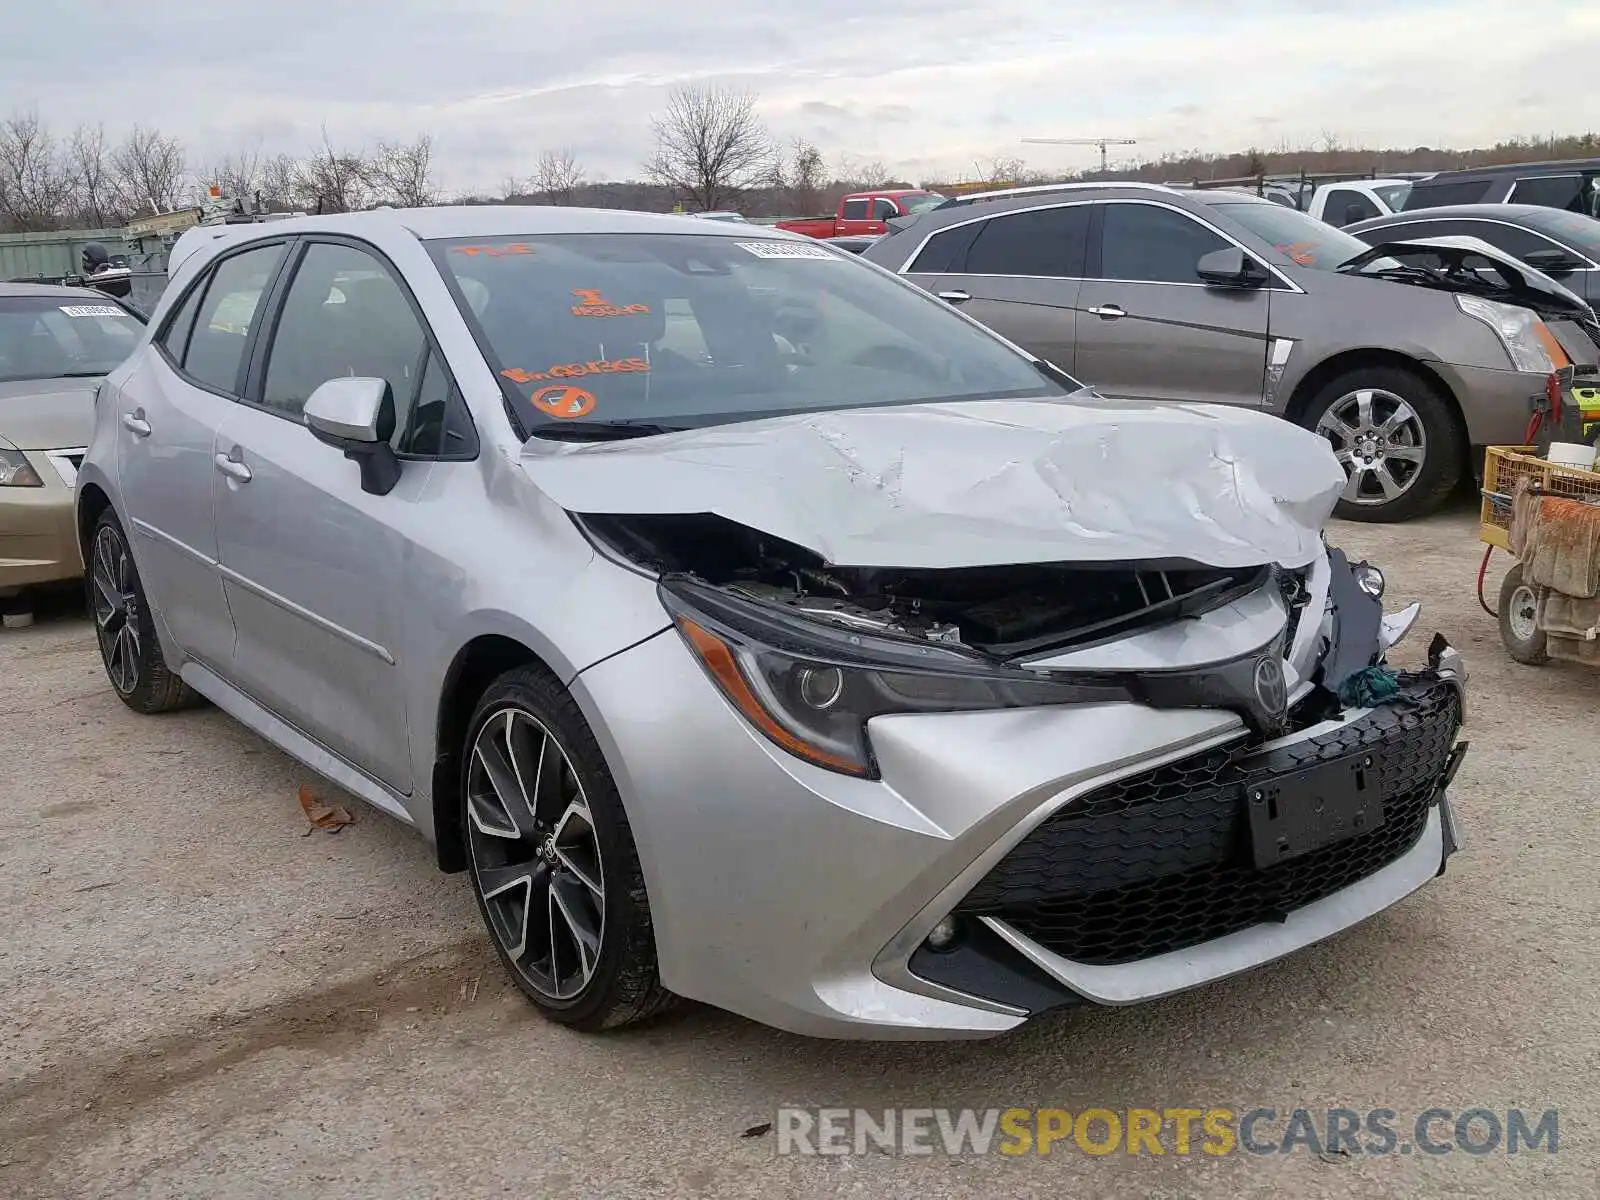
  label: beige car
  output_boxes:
[1,283,145,610]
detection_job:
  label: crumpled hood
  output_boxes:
[518,398,1347,570]
[0,378,99,450]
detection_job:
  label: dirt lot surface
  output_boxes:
[3,502,1598,1199]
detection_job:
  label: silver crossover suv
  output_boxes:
[77,207,1469,1039]
[865,183,1599,522]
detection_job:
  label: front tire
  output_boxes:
[461,665,673,1031]
[1303,366,1464,523]
[1497,564,1549,666]
[87,509,198,713]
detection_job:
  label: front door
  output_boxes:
[116,241,288,669]
[1074,201,1270,406]
[211,239,442,793]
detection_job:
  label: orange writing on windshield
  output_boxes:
[530,385,597,419]
[571,288,651,317]
[502,357,649,384]
[1277,241,1318,266]
[453,243,535,256]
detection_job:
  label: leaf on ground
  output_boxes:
[742,1122,773,1139]
[298,784,354,834]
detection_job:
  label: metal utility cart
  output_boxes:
[1479,445,1600,666]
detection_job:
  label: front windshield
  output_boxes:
[430,233,1073,433]
[1529,209,1600,258]
[1373,182,1412,209]
[1209,201,1373,270]
[0,296,143,383]
[899,193,948,215]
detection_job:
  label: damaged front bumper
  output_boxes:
[572,548,1468,1039]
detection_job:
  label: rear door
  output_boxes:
[915,203,1090,373]
[1074,200,1270,406]
[116,240,287,669]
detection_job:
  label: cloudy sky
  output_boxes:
[6,0,1597,193]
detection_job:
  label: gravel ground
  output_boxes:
[2,502,1597,1199]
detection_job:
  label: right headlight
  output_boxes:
[0,444,43,487]
[1454,295,1562,373]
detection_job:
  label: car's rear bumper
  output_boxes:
[0,451,81,592]
[574,626,1467,1040]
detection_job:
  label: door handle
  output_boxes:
[121,411,151,437]
[1087,304,1126,320]
[214,452,252,482]
[937,290,971,304]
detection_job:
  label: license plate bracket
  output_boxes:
[1245,752,1385,870]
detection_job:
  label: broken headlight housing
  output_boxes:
[662,576,1286,777]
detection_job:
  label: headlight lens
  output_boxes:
[1353,562,1385,598]
[662,578,1120,777]
[0,446,43,487]
[1455,295,1559,373]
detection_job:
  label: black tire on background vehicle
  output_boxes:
[1497,563,1550,666]
[1301,365,1465,523]
[87,509,199,713]
[461,665,673,1031]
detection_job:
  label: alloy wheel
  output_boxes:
[91,524,141,695]
[1315,388,1427,507]
[1506,583,1540,642]
[466,707,605,1001]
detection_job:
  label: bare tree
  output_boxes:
[67,122,119,226]
[974,154,1027,185]
[205,146,263,203]
[258,152,301,212]
[0,110,75,231]
[368,134,437,207]
[111,124,188,214]
[837,155,892,189]
[296,127,373,213]
[644,84,777,212]
[783,137,826,215]
[532,148,585,205]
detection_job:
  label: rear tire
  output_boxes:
[1497,564,1549,666]
[1302,366,1465,523]
[87,509,199,713]
[461,664,674,1031]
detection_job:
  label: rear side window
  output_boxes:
[963,206,1090,277]
[906,222,984,273]
[1508,174,1584,211]
[1402,180,1494,210]
[1324,189,1380,227]
[182,244,286,393]
[159,281,205,364]
[841,198,870,220]
[1099,203,1228,283]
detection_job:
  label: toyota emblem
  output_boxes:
[1252,656,1287,722]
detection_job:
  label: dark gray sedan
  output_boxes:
[1346,204,1600,305]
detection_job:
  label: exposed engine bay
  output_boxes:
[582,512,1270,659]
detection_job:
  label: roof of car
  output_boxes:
[1416,158,1600,182]
[0,280,113,300]
[1344,203,1582,231]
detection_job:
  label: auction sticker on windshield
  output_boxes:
[530,385,598,419]
[736,242,839,260]
[59,305,127,318]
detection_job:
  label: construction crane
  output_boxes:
[1021,137,1139,174]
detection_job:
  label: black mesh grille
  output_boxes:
[957,675,1462,966]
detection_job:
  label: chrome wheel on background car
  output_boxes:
[460,666,672,1030]
[1303,366,1464,524]
[1315,387,1426,508]
[466,708,606,1000]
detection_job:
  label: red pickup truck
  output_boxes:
[774,189,948,239]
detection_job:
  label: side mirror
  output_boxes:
[1523,248,1583,275]
[304,377,402,496]
[1197,247,1269,289]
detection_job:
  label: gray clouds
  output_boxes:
[3,0,1595,190]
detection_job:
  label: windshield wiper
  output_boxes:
[57,370,109,378]
[527,419,685,442]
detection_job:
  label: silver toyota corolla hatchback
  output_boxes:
[76,207,1469,1039]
